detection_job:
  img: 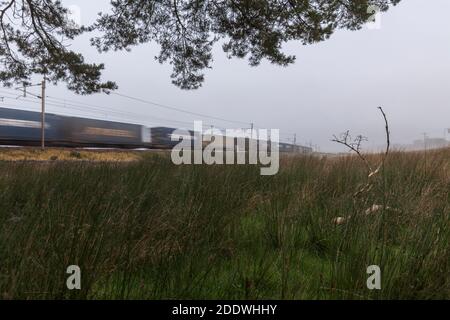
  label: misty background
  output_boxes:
[1,0,449,152]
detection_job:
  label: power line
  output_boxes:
[42,91,230,130]
[1,86,246,130]
[45,98,199,127]
[0,101,198,130]
[0,89,218,130]
[1,86,307,145]
[109,91,250,126]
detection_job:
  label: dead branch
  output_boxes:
[369,106,390,178]
[332,107,391,198]
[332,131,373,173]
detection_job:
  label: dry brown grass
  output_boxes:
[0,147,143,162]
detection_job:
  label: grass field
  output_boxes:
[0,147,142,162]
[0,148,448,299]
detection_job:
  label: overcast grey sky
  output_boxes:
[9,0,450,152]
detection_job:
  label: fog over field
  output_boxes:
[19,0,450,152]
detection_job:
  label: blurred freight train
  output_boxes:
[0,107,313,153]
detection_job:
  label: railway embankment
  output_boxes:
[0,147,144,162]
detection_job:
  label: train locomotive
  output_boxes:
[0,107,151,148]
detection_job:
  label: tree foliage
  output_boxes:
[0,0,116,94]
[1,0,401,93]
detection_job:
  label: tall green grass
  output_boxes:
[0,149,448,299]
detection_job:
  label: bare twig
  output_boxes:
[332,131,373,173]
[332,107,391,198]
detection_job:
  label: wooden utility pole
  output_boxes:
[41,78,46,151]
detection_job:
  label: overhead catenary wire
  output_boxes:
[106,91,300,142]
[108,91,251,126]
[0,86,302,144]
[0,101,193,129]
[0,87,223,130]
[39,91,230,131]
[2,86,253,131]
[0,89,216,130]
